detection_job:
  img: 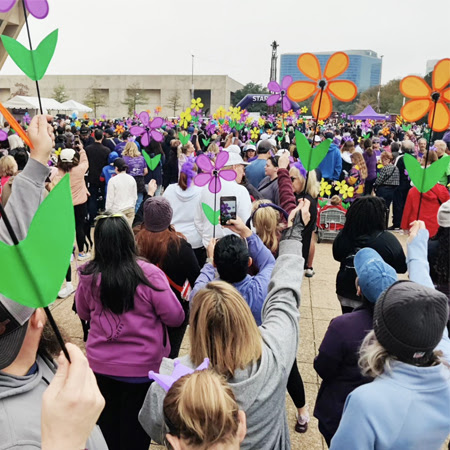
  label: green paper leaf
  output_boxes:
[235,123,244,131]
[218,119,225,125]
[402,124,412,131]
[362,133,370,140]
[295,130,330,171]
[318,199,328,207]
[0,175,75,308]
[1,29,58,81]
[202,203,219,226]
[142,150,161,171]
[191,116,199,123]
[404,153,450,193]
[202,138,211,147]
[229,120,236,129]
[342,202,350,210]
[178,132,191,146]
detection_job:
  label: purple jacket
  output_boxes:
[75,259,185,377]
[363,152,377,181]
[313,308,373,443]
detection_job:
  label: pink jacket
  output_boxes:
[75,259,185,377]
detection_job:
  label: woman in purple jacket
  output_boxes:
[362,139,377,195]
[75,214,184,450]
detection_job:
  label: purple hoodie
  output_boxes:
[75,259,185,377]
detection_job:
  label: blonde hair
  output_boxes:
[251,199,285,253]
[380,151,393,163]
[163,370,240,449]
[122,142,140,157]
[0,155,18,177]
[289,166,320,198]
[350,152,368,179]
[358,330,446,378]
[189,281,262,378]
[208,143,220,155]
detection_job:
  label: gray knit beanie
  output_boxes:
[374,281,449,365]
[437,200,450,228]
[143,197,173,232]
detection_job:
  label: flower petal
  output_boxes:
[323,52,350,80]
[0,0,16,13]
[442,88,450,103]
[150,130,163,142]
[138,111,150,126]
[141,132,150,148]
[281,75,293,90]
[266,94,280,106]
[215,151,230,169]
[196,154,214,172]
[150,117,164,129]
[297,53,321,81]
[268,81,281,92]
[209,176,221,194]
[312,90,333,120]
[130,126,145,137]
[24,0,49,19]
[428,101,450,132]
[194,173,212,187]
[401,99,432,123]
[219,169,237,182]
[400,76,431,99]
[287,81,317,102]
[327,80,357,102]
[282,95,291,112]
[432,58,450,91]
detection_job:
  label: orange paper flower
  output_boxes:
[400,58,450,132]
[287,52,357,120]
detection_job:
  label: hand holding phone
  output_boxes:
[220,196,237,226]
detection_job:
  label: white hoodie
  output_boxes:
[163,183,203,249]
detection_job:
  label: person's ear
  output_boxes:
[165,434,182,450]
[29,308,46,331]
[248,257,253,267]
[237,410,247,444]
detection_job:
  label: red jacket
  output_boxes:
[401,185,450,237]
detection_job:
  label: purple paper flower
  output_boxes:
[101,114,107,120]
[267,76,293,112]
[267,114,275,123]
[360,120,370,133]
[205,122,216,135]
[0,0,49,19]
[222,123,231,134]
[220,203,231,214]
[181,156,196,188]
[191,109,202,118]
[341,113,347,119]
[0,130,8,141]
[240,110,249,121]
[194,151,237,193]
[130,111,164,146]
[23,112,31,125]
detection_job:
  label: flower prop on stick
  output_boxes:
[400,58,450,218]
[130,111,164,146]
[267,76,293,112]
[194,151,237,237]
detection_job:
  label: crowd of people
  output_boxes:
[0,110,449,450]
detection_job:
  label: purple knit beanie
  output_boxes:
[143,197,173,232]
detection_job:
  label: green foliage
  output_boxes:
[166,90,182,116]
[122,83,149,116]
[354,79,403,115]
[84,84,107,117]
[53,84,68,103]
[231,82,269,113]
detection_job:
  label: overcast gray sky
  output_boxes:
[2,0,449,86]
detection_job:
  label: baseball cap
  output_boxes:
[0,295,34,370]
[60,148,76,163]
[354,248,397,303]
[243,144,256,152]
[105,128,115,135]
[224,145,248,166]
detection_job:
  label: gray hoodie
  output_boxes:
[139,239,304,450]
[0,158,107,450]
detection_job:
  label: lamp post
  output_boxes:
[191,53,195,100]
[377,55,384,113]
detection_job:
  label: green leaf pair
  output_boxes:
[0,175,75,308]
[202,203,219,226]
[295,130,330,171]
[318,199,328,207]
[202,138,211,147]
[178,132,191,146]
[142,150,161,171]
[235,123,244,131]
[402,124,412,131]
[403,153,450,193]
[342,202,350,210]
[1,29,58,81]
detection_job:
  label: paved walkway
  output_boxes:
[51,233,410,449]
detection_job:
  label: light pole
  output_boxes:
[377,55,384,113]
[191,53,195,100]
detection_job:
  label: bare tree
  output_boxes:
[121,83,149,116]
[53,84,69,103]
[10,82,29,98]
[84,85,107,117]
[166,90,181,116]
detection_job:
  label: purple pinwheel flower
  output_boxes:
[101,114,107,121]
[191,109,202,118]
[267,75,293,112]
[360,120,371,133]
[342,136,353,143]
[180,156,196,188]
[0,0,49,19]
[220,202,231,215]
[165,121,175,129]
[240,110,249,121]
[222,123,231,134]
[205,122,216,135]
[341,113,347,119]
[130,111,164,146]
[23,112,31,125]
[267,114,275,123]
[194,151,237,194]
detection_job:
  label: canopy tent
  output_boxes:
[3,96,66,112]
[348,105,388,121]
[60,100,93,113]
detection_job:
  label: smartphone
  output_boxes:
[220,196,237,226]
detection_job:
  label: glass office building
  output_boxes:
[280,50,382,92]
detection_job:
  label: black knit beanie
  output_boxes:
[373,281,449,365]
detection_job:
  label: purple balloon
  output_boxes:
[0,130,8,141]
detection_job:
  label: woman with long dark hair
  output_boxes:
[363,139,377,195]
[75,215,184,450]
[332,196,407,313]
[135,197,201,358]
